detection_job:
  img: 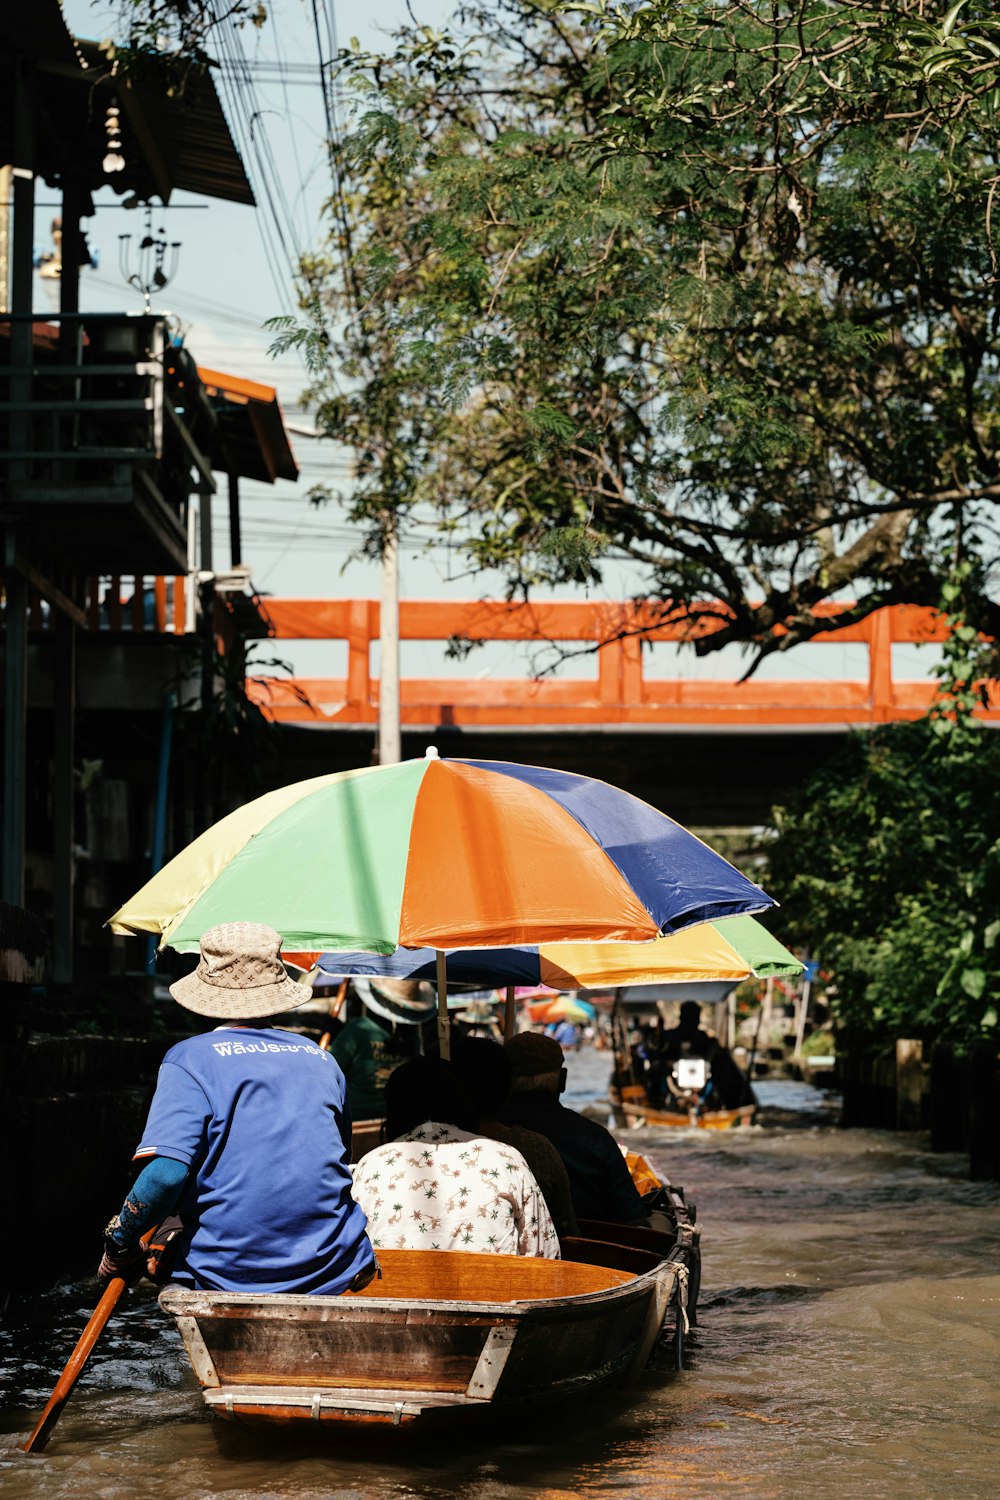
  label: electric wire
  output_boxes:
[209,2,304,312]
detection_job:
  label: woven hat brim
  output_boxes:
[169,968,310,1020]
[353,977,434,1026]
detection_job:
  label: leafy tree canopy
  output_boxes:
[767,573,1000,1048]
[276,0,1000,672]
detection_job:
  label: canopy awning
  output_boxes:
[197,367,299,484]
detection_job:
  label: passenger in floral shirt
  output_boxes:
[351,1058,560,1259]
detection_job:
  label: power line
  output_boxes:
[209,4,303,312]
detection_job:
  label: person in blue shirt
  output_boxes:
[549,1019,581,1051]
[97,922,377,1296]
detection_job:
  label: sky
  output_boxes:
[51,0,938,690]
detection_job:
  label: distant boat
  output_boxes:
[613,1080,755,1130]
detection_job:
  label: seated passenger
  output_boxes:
[351,1057,560,1258]
[500,1033,647,1226]
[659,1000,753,1109]
[658,1000,717,1062]
[450,1035,580,1243]
[330,979,426,1121]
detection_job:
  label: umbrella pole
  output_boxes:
[504,984,516,1041]
[435,950,450,1061]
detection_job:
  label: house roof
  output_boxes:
[0,1,80,70]
[197,367,299,484]
[0,2,253,207]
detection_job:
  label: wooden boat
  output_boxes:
[160,1189,697,1431]
[612,1080,755,1130]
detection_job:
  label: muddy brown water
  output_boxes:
[2,1057,998,1499]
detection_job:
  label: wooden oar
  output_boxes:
[23,1231,154,1454]
[318,979,349,1050]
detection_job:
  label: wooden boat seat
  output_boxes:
[559,1238,663,1275]
[577,1219,678,1257]
[345,1248,637,1302]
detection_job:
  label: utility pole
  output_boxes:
[0,163,11,311]
[378,513,402,765]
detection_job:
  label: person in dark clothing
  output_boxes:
[657,1000,716,1061]
[330,980,426,1120]
[499,1033,646,1226]
[450,1035,579,1243]
[331,1010,412,1120]
[658,1000,753,1109]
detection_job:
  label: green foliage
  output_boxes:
[103,2,267,64]
[286,0,1000,659]
[768,566,1000,1049]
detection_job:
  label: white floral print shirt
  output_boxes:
[351,1122,561,1259]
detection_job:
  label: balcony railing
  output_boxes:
[0,312,215,574]
[1,312,165,474]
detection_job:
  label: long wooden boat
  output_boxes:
[612,1080,755,1130]
[160,1191,697,1431]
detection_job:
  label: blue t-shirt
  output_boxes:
[135,1027,373,1294]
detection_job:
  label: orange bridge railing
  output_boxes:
[244,599,1000,730]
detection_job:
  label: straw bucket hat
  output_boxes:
[170,922,309,1020]
[352,976,436,1027]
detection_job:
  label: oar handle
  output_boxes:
[23,1229,155,1455]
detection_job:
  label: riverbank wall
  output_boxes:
[0,1022,166,1294]
[842,1039,1000,1180]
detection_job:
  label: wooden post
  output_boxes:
[793,971,812,1061]
[199,484,213,574]
[2,541,28,906]
[2,61,35,907]
[228,471,242,567]
[761,976,773,1033]
[929,1043,966,1152]
[51,612,76,984]
[59,181,82,319]
[894,1039,924,1131]
[968,1041,1000,1181]
[436,949,450,1061]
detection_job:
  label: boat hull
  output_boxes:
[613,1084,754,1129]
[161,1247,679,1430]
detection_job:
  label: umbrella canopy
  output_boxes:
[532,997,596,1025]
[314,914,802,988]
[109,758,773,955]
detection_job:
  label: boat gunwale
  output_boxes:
[160,1261,672,1321]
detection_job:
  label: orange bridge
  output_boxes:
[247,599,999,730]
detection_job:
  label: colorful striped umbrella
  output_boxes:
[533,997,594,1026]
[109,757,773,955]
[313,915,802,989]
